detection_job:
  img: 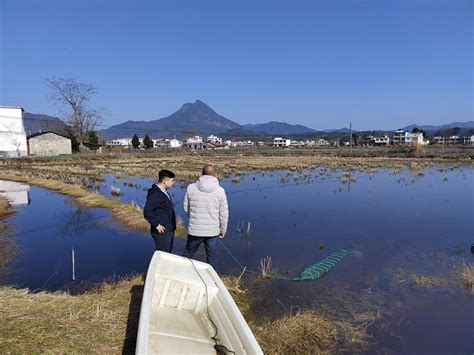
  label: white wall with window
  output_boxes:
[273,137,291,147]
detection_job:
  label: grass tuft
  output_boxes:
[460,263,474,292]
[259,256,278,279]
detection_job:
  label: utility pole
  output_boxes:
[349,122,352,154]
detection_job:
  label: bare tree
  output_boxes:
[46,78,103,144]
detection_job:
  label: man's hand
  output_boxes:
[219,232,225,239]
[156,224,166,234]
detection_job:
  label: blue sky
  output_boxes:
[1,0,472,130]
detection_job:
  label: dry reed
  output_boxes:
[259,256,278,279]
[460,263,473,292]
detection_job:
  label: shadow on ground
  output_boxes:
[122,283,144,354]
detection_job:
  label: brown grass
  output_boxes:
[0,196,15,229]
[408,143,426,157]
[0,235,16,274]
[252,310,372,353]
[0,196,17,273]
[221,273,251,318]
[392,265,474,293]
[0,272,373,354]
[411,273,449,288]
[0,152,471,186]
[460,263,474,292]
[0,275,144,354]
[253,311,338,353]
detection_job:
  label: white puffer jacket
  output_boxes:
[184,175,229,237]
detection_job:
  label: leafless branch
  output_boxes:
[46,78,102,144]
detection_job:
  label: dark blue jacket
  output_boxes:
[143,184,176,234]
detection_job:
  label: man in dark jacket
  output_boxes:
[143,169,176,252]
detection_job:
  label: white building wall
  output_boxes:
[392,131,423,145]
[372,136,390,145]
[0,107,28,157]
[207,135,223,144]
[273,137,291,147]
[186,136,203,149]
[463,135,474,144]
[107,138,132,146]
[169,139,182,148]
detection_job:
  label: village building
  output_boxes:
[461,134,474,145]
[392,130,424,145]
[315,138,329,146]
[206,134,223,145]
[27,131,72,156]
[153,138,168,148]
[433,135,474,145]
[290,140,305,147]
[186,136,204,150]
[154,138,182,148]
[0,106,28,157]
[106,138,132,147]
[273,137,291,147]
[169,138,182,148]
[370,135,390,146]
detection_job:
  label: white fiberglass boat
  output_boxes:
[136,251,262,354]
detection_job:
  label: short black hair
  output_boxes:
[158,169,175,182]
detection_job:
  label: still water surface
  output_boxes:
[1,166,473,353]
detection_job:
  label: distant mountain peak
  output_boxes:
[101,100,241,139]
[178,99,213,113]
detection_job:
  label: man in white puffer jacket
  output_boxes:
[183,165,228,269]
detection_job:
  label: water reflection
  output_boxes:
[58,207,110,236]
[0,180,30,205]
[0,167,473,353]
[2,186,167,291]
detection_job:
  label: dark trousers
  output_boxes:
[183,235,218,269]
[152,231,174,253]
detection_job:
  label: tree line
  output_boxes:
[131,134,154,149]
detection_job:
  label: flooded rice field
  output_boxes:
[1,165,473,353]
